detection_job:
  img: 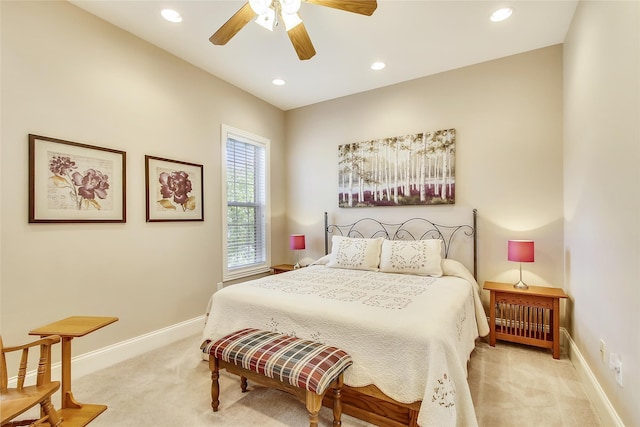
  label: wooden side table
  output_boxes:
[30,316,118,426]
[271,264,296,274]
[483,281,567,359]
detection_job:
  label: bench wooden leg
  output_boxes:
[210,357,220,412]
[305,392,323,427]
[332,374,344,427]
[240,376,248,393]
[304,374,344,427]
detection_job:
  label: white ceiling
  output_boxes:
[69,0,578,111]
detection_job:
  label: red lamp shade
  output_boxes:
[508,240,534,263]
[290,234,306,250]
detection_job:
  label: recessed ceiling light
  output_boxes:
[272,78,286,86]
[371,61,386,71]
[161,9,183,23]
[490,7,512,22]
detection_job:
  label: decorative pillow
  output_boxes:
[379,239,443,277]
[310,254,332,266]
[326,236,383,271]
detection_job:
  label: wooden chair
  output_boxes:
[1,335,62,427]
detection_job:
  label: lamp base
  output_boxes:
[513,280,529,290]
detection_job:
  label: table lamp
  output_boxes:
[508,240,534,289]
[290,234,305,269]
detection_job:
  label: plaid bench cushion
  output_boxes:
[203,328,353,395]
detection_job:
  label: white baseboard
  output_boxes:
[10,315,205,387]
[562,328,625,427]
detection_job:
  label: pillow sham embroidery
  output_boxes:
[379,239,443,277]
[327,236,383,271]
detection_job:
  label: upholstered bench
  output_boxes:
[203,328,353,427]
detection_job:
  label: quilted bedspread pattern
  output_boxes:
[201,264,488,427]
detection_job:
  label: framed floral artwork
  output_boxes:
[145,155,204,222]
[28,134,126,223]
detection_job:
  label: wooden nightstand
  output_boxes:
[484,281,567,359]
[271,264,296,274]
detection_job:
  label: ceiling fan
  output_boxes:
[210,0,377,61]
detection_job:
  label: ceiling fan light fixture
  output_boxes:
[279,0,301,15]
[210,0,376,60]
[255,7,276,31]
[490,7,513,22]
[249,0,273,16]
[281,12,302,31]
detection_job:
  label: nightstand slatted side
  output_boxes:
[484,281,567,359]
[495,299,553,348]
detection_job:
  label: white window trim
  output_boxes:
[221,124,271,281]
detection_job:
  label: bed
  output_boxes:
[201,210,489,427]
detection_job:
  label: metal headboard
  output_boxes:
[324,209,478,279]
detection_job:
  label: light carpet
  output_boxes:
[63,334,601,426]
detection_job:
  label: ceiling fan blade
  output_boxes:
[210,2,255,45]
[287,22,316,60]
[305,0,377,16]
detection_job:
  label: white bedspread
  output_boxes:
[202,262,489,427]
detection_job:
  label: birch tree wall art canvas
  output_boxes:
[338,128,456,208]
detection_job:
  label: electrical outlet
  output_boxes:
[616,362,623,386]
[599,339,606,363]
[609,353,623,386]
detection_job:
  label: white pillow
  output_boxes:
[310,254,332,265]
[326,236,383,271]
[379,239,443,277]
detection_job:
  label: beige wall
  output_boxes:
[0,1,286,355]
[3,1,637,424]
[285,46,565,302]
[564,2,640,426]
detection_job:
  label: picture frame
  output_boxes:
[28,134,126,223]
[145,155,204,222]
[338,128,456,207]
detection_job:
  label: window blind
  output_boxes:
[226,137,266,269]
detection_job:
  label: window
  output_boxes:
[221,125,270,280]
